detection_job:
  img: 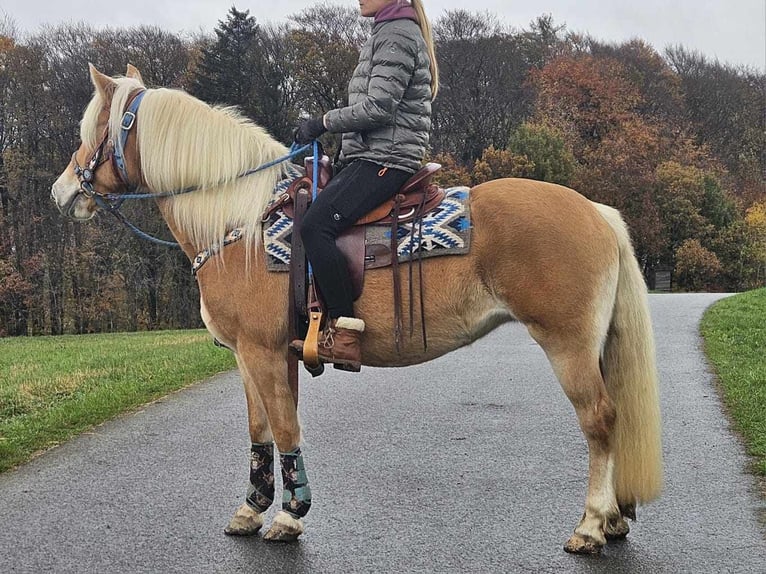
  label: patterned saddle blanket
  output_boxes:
[262,170,472,272]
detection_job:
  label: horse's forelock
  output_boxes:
[107,78,144,142]
[80,76,144,150]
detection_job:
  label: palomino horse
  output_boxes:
[52,65,662,554]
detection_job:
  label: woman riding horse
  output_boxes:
[52,10,663,552]
[291,0,439,371]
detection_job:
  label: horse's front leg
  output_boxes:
[224,354,276,536]
[236,343,310,542]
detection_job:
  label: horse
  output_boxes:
[51,64,662,554]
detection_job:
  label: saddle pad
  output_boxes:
[263,183,471,272]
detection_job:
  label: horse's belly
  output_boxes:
[362,299,514,367]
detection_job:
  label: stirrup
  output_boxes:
[302,310,323,368]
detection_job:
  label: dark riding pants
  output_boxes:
[300,160,411,319]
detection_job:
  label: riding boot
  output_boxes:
[290,317,364,372]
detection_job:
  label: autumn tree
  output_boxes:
[530,54,644,155]
[675,239,722,291]
[470,145,535,184]
[590,39,684,126]
[666,46,766,197]
[427,152,472,188]
[744,202,766,287]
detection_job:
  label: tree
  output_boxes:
[589,39,684,125]
[431,10,533,161]
[516,14,567,70]
[508,122,575,185]
[654,162,713,257]
[470,145,534,184]
[191,7,297,141]
[744,202,766,287]
[427,151,472,188]
[572,119,665,272]
[530,54,643,154]
[674,239,722,291]
[193,7,260,106]
[666,46,766,195]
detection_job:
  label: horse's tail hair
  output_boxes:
[595,203,663,507]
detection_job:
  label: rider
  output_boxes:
[292,0,439,371]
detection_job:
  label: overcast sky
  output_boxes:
[2,0,764,70]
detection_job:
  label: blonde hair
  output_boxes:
[410,0,439,99]
[82,77,289,252]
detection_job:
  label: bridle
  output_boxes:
[71,89,146,210]
[67,85,314,248]
[71,132,110,199]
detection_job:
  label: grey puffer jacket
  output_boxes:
[324,18,432,174]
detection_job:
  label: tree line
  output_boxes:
[0,5,763,336]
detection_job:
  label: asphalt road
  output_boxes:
[0,294,764,573]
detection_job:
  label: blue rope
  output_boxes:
[94,195,182,248]
[103,143,312,203]
[117,217,182,248]
[100,141,314,248]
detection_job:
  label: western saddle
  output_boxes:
[262,156,445,378]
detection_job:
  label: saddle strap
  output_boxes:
[391,196,403,352]
[287,187,312,404]
[408,189,428,350]
[391,190,429,355]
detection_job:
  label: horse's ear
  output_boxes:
[89,63,117,99]
[126,64,145,85]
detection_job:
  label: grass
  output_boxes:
[0,330,236,473]
[700,288,766,476]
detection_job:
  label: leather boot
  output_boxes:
[290,317,364,372]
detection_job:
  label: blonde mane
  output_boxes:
[81,77,290,252]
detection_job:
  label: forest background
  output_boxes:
[0,4,763,337]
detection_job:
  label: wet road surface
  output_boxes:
[0,294,764,573]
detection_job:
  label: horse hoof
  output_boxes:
[619,502,636,521]
[564,533,603,555]
[224,503,264,536]
[263,510,303,542]
[604,515,630,540]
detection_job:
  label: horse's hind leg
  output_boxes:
[538,335,623,554]
[225,354,275,536]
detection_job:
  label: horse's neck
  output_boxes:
[157,201,199,261]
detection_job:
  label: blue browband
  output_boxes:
[113,89,146,184]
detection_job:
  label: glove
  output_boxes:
[294,117,327,144]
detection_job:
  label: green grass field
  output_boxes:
[0,330,236,473]
[701,288,766,476]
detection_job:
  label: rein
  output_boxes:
[73,89,314,248]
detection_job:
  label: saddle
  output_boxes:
[263,156,445,376]
[263,158,443,229]
[262,157,445,297]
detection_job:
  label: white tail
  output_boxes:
[595,203,663,505]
